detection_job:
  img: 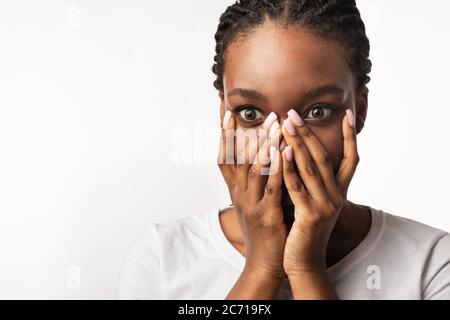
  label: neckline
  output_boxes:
[207,205,385,281]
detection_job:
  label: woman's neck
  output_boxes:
[326,201,372,267]
[218,200,372,268]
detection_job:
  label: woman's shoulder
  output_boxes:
[127,207,220,255]
[148,207,218,237]
[372,206,450,252]
[117,208,222,299]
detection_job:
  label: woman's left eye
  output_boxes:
[304,105,336,120]
[237,107,265,122]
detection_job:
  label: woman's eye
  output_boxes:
[237,107,265,122]
[304,105,336,120]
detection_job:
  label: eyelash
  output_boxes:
[304,104,338,120]
[234,105,265,123]
[233,104,338,124]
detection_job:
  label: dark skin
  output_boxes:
[217,21,371,299]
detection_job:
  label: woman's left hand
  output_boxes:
[280,109,359,276]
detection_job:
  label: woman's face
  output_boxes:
[219,21,368,211]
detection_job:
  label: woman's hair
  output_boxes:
[212,0,372,93]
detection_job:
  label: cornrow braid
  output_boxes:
[212,0,372,93]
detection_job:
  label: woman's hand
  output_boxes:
[280,108,359,279]
[218,110,287,281]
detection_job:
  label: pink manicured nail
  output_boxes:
[268,121,280,138]
[262,112,277,129]
[223,110,232,129]
[346,109,355,128]
[283,118,296,136]
[287,109,304,126]
[284,146,293,161]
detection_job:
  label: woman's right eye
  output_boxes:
[236,106,265,123]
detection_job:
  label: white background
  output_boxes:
[0,0,449,299]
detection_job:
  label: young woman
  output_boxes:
[118,0,450,300]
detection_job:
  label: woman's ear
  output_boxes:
[355,86,369,134]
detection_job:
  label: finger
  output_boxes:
[235,127,259,191]
[247,129,270,201]
[264,145,283,206]
[281,119,327,200]
[280,139,287,151]
[336,109,360,198]
[268,121,281,149]
[281,146,308,206]
[217,110,236,189]
[287,109,338,195]
[247,120,278,200]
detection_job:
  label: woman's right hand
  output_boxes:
[218,110,287,280]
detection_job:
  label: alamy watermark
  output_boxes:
[66,265,81,291]
[171,122,282,174]
[366,265,381,290]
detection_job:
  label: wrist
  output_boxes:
[244,263,286,281]
[286,267,328,279]
[226,264,284,300]
[284,256,327,278]
[286,268,338,300]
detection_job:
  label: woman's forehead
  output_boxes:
[223,22,355,98]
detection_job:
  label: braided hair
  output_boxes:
[212,0,372,93]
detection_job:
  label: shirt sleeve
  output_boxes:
[116,224,165,299]
[422,233,450,300]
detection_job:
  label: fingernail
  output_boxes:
[284,146,293,161]
[283,118,296,136]
[268,121,280,138]
[223,110,232,129]
[262,112,277,129]
[270,145,277,161]
[346,109,355,128]
[280,139,287,150]
[287,109,304,126]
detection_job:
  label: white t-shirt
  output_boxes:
[117,206,450,300]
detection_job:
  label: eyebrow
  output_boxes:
[228,87,267,100]
[227,84,344,101]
